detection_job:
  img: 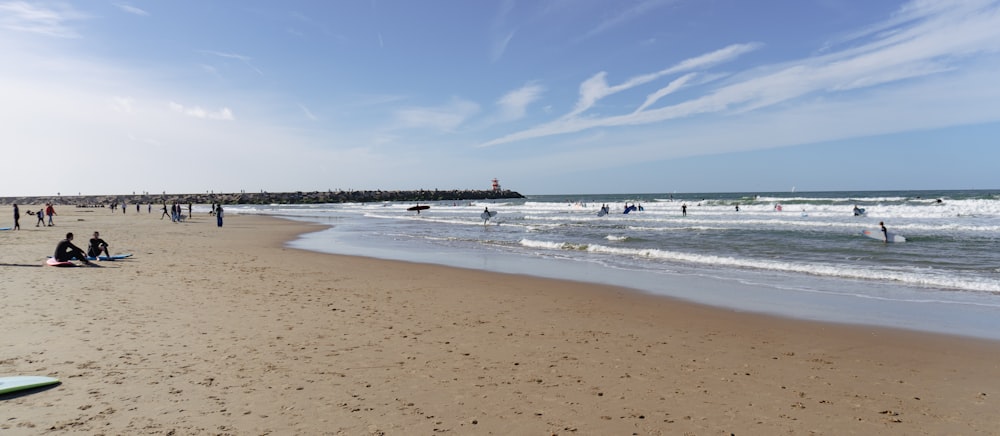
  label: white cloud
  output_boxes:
[169,101,235,121]
[482,0,1000,148]
[496,83,544,121]
[564,43,762,119]
[579,0,676,41]
[394,98,480,132]
[299,104,318,121]
[115,3,149,17]
[0,1,87,38]
[112,96,134,113]
[200,50,263,75]
[633,73,695,114]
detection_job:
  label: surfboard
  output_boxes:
[50,253,133,261]
[0,376,60,395]
[862,229,906,243]
[407,205,430,211]
[480,211,497,220]
[0,227,11,231]
[46,258,76,267]
[89,253,133,261]
[597,209,607,217]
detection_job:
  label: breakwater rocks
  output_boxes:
[1,189,524,207]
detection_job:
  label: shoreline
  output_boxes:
[3,209,999,434]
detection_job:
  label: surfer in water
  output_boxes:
[54,233,95,266]
[880,221,888,243]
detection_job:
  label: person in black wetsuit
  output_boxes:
[88,231,111,259]
[54,233,94,265]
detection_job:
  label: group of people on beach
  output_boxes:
[53,231,111,267]
[11,203,57,228]
[7,201,228,267]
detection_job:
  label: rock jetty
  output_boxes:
[0,189,524,207]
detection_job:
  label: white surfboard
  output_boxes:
[480,211,497,220]
[862,229,906,243]
[0,376,60,395]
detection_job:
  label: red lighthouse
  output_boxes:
[491,178,501,192]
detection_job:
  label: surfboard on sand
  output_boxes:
[49,253,133,261]
[0,376,60,395]
[84,253,133,261]
[407,205,430,212]
[46,258,76,267]
[862,229,906,243]
[480,211,498,220]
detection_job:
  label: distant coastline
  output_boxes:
[0,189,524,206]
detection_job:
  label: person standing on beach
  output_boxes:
[216,204,224,227]
[45,203,56,226]
[12,204,20,230]
[880,221,889,243]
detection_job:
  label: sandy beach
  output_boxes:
[2,205,999,435]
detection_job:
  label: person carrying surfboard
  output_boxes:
[880,221,888,243]
[54,233,95,266]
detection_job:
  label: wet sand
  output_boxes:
[2,206,999,434]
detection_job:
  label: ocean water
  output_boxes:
[225,190,1000,340]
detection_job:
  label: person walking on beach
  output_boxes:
[54,232,95,266]
[36,207,45,227]
[12,204,20,230]
[45,203,56,226]
[216,204,224,227]
[880,221,889,243]
[160,203,169,220]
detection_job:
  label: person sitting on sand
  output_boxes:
[88,231,111,259]
[55,232,94,266]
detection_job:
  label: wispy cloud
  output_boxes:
[578,0,676,41]
[564,43,762,119]
[496,83,544,121]
[481,0,1000,148]
[115,3,149,16]
[491,30,515,63]
[0,1,87,38]
[490,0,517,62]
[169,101,235,121]
[299,104,318,121]
[394,98,480,132]
[112,96,134,114]
[200,50,264,76]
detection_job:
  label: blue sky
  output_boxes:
[2,0,999,196]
